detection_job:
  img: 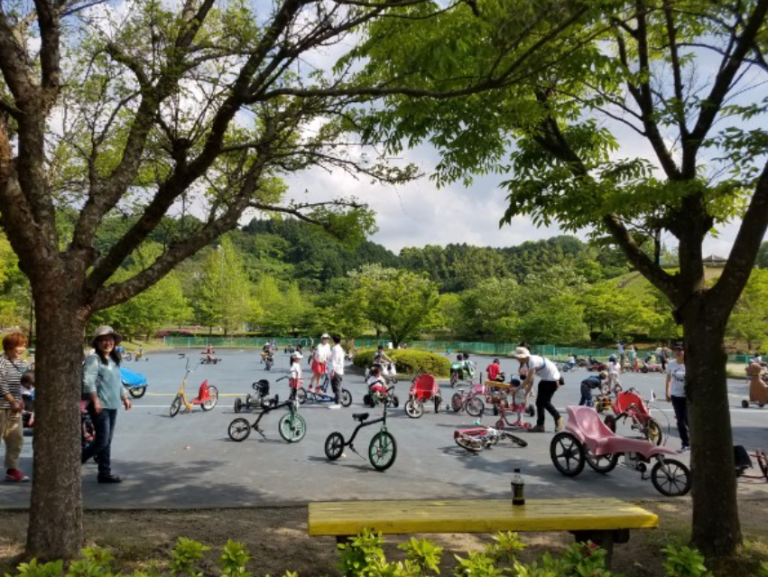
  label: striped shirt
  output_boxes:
[0,355,24,409]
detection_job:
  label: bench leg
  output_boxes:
[571,529,629,568]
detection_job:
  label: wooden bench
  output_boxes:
[309,498,658,565]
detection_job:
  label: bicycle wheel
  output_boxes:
[585,449,619,473]
[169,395,183,418]
[234,398,243,413]
[325,432,345,460]
[604,414,616,433]
[127,386,146,399]
[278,412,307,443]
[404,399,424,418]
[340,389,352,407]
[434,396,441,414]
[502,432,528,448]
[451,393,463,412]
[550,432,585,477]
[465,397,484,418]
[651,458,691,497]
[643,418,663,445]
[228,418,251,442]
[455,434,484,453]
[296,388,307,405]
[201,385,218,411]
[390,395,399,408]
[369,431,397,471]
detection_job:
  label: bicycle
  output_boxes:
[169,358,219,417]
[450,382,485,417]
[453,424,528,453]
[294,371,352,406]
[228,393,306,443]
[324,404,396,471]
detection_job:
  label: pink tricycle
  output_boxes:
[550,406,691,497]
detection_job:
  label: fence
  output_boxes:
[162,336,755,364]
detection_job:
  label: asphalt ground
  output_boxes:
[2,350,766,508]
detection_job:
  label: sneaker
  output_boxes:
[97,474,123,484]
[529,425,546,433]
[5,469,29,483]
[328,404,341,410]
[677,446,691,454]
[555,417,565,432]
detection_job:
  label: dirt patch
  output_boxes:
[1,498,767,577]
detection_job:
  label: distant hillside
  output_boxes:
[234,220,631,293]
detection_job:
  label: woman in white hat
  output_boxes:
[514,346,564,433]
[81,326,131,483]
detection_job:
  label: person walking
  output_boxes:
[628,345,637,372]
[328,334,345,409]
[81,326,132,483]
[0,332,30,482]
[514,347,564,433]
[665,341,689,453]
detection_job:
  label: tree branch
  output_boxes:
[710,159,768,312]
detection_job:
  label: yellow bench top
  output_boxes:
[308,498,658,536]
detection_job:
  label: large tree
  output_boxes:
[353,0,768,558]
[0,0,597,558]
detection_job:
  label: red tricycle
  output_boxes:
[551,406,691,497]
[603,388,664,445]
[404,372,442,418]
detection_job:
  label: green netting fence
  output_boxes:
[161,336,755,364]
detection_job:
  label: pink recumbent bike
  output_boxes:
[550,406,691,497]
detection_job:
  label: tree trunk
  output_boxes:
[26,290,87,559]
[684,307,741,558]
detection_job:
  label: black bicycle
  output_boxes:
[324,405,397,471]
[228,394,306,443]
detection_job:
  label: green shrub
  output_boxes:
[352,349,451,377]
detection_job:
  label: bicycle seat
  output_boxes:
[352,412,369,422]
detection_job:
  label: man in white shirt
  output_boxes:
[514,346,564,433]
[328,334,345,409]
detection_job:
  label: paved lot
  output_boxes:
[3,350,767,508]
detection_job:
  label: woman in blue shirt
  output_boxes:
[81,326,131,483]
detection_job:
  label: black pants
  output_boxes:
[536,380,561,426]
[82,407,117,477]
[331,373,343,404]
[671,395,689,447]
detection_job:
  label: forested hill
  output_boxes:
[236,219,631,292]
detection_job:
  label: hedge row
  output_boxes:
[353,349,451,377]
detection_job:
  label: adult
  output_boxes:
[328,334,345,409]
[310,333,331,393]
[514,347,564,433]
[0,332,30,482]
[665,341,689,453]
[617,341,626,369]
[81,326,132,483]
[628,345,637,372]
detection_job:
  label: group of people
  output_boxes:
[289,333,346,409]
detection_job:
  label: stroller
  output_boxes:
[405,373,441,418]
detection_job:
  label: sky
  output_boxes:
[283,142,750,258]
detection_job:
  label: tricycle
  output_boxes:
[404,372,442,418]
[550,406,691,497]
[121,366,149,399]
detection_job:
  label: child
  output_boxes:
[486,358,502,383]
[367,365,388,400]
[580,372,606,407]
[606,355,621,391]
[288,351,303,398]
